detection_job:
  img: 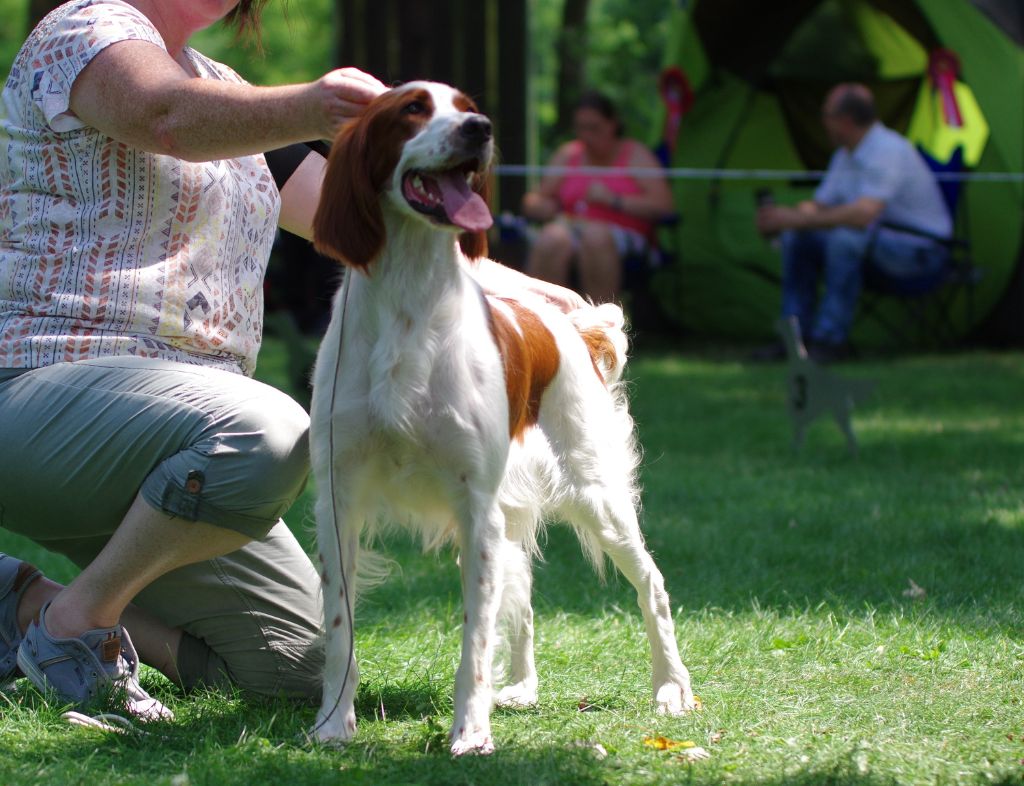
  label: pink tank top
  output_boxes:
[556,140,654,238]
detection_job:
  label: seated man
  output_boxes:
[756,83,951,361]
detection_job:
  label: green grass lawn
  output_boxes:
[2,335,1023,785]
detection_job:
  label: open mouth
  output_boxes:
[401,159,492,233]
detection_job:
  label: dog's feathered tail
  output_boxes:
[569,303,628,386]
[563,303,642,580]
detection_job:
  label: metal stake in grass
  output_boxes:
[777,317,875,453]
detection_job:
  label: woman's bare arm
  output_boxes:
[278,151,328,241]
[520,145,572,222]
[626,143,675,220]
[69,40,384,162]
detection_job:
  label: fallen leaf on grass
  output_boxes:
[902,579,926,599]
[644,735,697,751]
[709,729,725,745]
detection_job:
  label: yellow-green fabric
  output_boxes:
[906,79,989,166]
[654,0,1024,345]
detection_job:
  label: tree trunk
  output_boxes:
[554,0,590,141]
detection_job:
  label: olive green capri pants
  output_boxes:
[0,357,324,698]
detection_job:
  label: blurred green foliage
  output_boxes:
[0,0,28,73]
[0,0,669,162]
[189,1,336,85]
[0,0,336,89]
[531,0,672,155]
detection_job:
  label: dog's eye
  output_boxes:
[403,101,427,116]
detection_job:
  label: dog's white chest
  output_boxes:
[364,324,444,432]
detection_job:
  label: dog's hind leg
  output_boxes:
[494,539,538,708]
[569,489,696,715]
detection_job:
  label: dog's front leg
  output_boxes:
[450,502,506,756]
[313,495,363,745]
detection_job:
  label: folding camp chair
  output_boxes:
[615,213,680,332]
[857,146,981,348]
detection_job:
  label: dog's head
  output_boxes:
[313,81,494,271]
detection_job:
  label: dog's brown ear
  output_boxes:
[458,169,491,260]
[313,119,384,272]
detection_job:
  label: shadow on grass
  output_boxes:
[7,694,1021,786]
[0,702,614,786]
[353,679,448,722]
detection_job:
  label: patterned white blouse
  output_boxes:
[0,0,281,376]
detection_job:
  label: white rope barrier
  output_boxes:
[493,164,1024,183]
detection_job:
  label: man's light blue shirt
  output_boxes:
[814,123,952,240]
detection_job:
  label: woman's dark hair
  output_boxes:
[575,90,624,138]
[224,0,271,47]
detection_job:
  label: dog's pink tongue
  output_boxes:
[437,171,492,232]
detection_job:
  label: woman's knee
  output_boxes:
[527,223,574,284]
[235,388,310,479]
[534,221,574,256]
[576,221,616,254]
[141,386,310,537]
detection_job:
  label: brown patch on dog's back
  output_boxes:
[486,298,560,440]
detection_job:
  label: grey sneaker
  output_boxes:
[0,553,42,685]
[17,600,173,721]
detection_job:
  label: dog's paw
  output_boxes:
[654,681,698,716]
[495,681,538,709]
[310,711,357,746]
[449,727,495,756]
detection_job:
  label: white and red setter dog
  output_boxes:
[309,81,696,755]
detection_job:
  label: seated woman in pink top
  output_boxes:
[522,91,675,303]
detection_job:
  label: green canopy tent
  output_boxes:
[654,0,1024,345]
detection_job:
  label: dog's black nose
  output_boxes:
[460,115,492,143]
